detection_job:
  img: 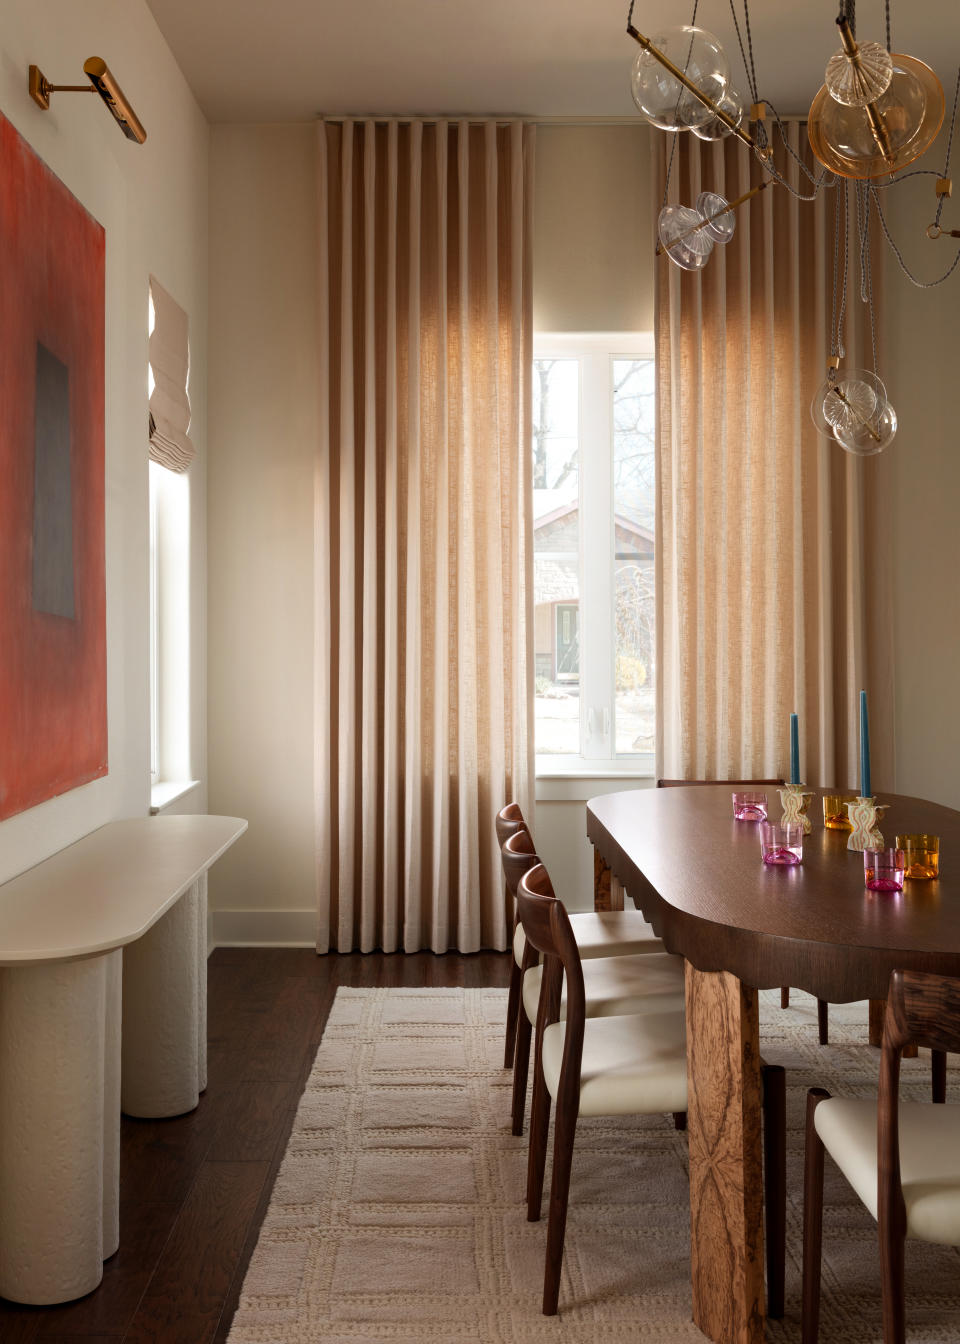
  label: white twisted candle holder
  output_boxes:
[846,796,887,852]
[779,784,814,834]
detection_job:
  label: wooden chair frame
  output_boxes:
[802,968,960,1344]
[495,803,529,1070]
[500,827,540,1135]
[518,863,786,1318]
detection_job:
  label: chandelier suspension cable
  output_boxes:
[830,185,845,360]
[727,0,769,154]
[885,0,891,54]
[856,180,870,304]
[659,0,701,210]
[836,183,851,358]
[856,181,880,374]
[871,188,960,285]
[866,65,960,285]
[933,65,960,230]
[754,106,835,200]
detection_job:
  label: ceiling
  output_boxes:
[144,0,957,125]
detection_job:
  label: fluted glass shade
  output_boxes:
[825,40,893,106]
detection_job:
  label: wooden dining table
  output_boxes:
[586,785,960,1344]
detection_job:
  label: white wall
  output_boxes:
[0,1,209,883]
[206,124,319,945]
[534,124,654,333]
[883,146,960,810]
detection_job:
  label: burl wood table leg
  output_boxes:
[593,850,624,912]
[685,964,765,1344]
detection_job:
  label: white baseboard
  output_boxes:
[211,908,317,948]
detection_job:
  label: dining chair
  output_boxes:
[802,968,960,1344]
[501,827,685,1137]
[518,861,787,1318]
[496,802,668,1075]
[496,803,529,1067]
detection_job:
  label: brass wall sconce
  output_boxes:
[28,58,147,143]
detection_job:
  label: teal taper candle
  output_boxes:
[790,713,799,785]
[859,690,871,799]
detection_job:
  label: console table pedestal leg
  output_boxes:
[122,874,207,1118]
[0,951,120,1304]
[685,964,765,1344]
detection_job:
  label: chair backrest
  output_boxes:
[495,801,528,848]
[517,863,586,1041]
[878,969,960,1241]
[501,827,538,899]
[656,778,784,788]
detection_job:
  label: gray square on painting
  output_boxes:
[33,341,75,620]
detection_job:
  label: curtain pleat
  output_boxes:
[316,119,535,954]
[655,125,893,788]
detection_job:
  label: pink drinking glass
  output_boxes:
[760,822,803,865]
[864,848,905,892]
[732,791,768,822]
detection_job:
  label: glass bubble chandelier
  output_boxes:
[626,0,960,457]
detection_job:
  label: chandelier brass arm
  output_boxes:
[836,17,895,167]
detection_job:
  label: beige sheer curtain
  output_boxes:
[315,119,535,954]
[655,124,893,787]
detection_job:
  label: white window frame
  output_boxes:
[533,332,655,779]
[148,459,193,798]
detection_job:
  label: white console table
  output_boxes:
[0,814,247,1306]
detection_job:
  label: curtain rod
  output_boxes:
[318,112,809,127]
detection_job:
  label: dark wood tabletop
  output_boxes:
[587,786,960,1002]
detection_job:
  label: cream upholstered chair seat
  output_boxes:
[522,950,685,1025]
[512,910,664,968]
[814,1097,960,1244]
[541,1010,687,1117]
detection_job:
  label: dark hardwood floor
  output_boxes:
[0,948,511,1344]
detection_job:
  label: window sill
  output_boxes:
[150,779,200,814]
[535,759,655,804]
[535,756,653,780]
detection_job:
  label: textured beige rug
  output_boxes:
[227,987,960,1343]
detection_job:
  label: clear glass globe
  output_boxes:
[825,40,893,106]
[696,191,736,243]
[631,26,729,132]
[692,87,745,140]
[658,203,715,270]
[833,398,897,454]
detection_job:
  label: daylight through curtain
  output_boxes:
[654,123,894,788]
[316,119,535,953]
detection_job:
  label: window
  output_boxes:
[533,334,655,772]
[147,285,193,801]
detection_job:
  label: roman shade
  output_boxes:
[148,276,194,473]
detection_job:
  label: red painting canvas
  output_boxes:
[0,113,107,820]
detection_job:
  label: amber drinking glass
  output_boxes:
[822,793,857,830]
[896,833,940,880]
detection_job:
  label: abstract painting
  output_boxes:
[0,112,107,821]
